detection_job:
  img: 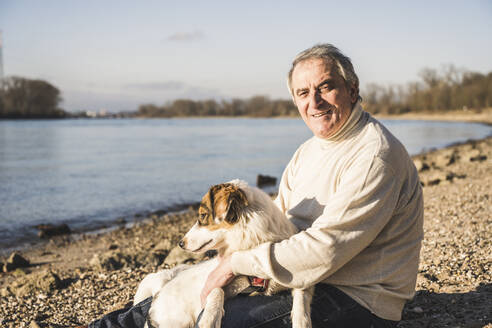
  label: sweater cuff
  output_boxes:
[231,250,263,277]
[231,243,273,278]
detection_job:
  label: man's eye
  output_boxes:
[297,91,308,97]
[319,84,331,92]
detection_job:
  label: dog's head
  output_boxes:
[179,182,249,253]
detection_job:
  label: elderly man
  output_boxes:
[200,44,423,327]
[85,44,423,328]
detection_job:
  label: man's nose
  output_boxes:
[308,90,323,109]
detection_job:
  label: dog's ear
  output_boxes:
[209,183,249,224]
[225,187,249,224]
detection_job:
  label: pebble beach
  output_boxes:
[0,115,491,328]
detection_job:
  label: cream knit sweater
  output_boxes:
[231,102,424,320]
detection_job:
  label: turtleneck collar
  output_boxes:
[314,100,365,146]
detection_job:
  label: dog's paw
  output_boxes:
[198,308,224,328]
[291,314,312,328]
[291,308,312,328]
[291,287,314,328]
[199,287,225,328]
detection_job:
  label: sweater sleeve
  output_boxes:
[273,149,296,216]
[231,151,402,289]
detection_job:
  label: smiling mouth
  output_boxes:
[192,239,213,252]
[311,110,333,118]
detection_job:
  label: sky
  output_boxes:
[0,0,491,112]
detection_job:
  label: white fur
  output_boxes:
[134,179,313,328]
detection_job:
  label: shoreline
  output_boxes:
[0,116,491,327]
[0,202,202,257]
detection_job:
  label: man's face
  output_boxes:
[291,58,358,139]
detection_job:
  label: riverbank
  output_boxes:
[0,135,491,327]
[375,107,492,125]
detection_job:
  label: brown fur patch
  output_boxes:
[197,183,249,230]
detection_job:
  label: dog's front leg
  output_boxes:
[291,286,314,328]
[198,288,225,328]
[134,264,190,305]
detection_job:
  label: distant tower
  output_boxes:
[0,30,4,80]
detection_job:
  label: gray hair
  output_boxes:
[287,43,361,101]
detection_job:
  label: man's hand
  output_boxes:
[200,255,235,307]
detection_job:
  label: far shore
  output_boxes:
[374,107,492,125]
[132,107,492,124]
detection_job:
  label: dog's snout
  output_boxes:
[178,239,185,249]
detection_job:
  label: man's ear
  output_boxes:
[225,188,249,224]
[350,84,359,104]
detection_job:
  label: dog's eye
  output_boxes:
[198,213,207,225]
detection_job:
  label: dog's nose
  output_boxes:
[178,239,185,249]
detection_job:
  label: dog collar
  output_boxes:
[240,276,269,294]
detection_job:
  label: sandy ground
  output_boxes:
[0,114,490,328]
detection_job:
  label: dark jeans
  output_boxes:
[88,296,153,328]
[88,284,398,328]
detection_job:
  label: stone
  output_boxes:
[4,252,30,272]
[413,159,430,172]
[90,251,144,270]
[108,244,118,250]
[471,154,487,162]
[36,271,63,292]
[29,321,41,328]
[256,174,277,187]
[12,268,27,277]
[90,252,126,271]
[433,151,455,168]
[445,172,466,182]
[0,287,10,297]
[9,270,63,297]
[422,171,448,186]
[35,223,71,238]
[458,148,488,162]
[460,148,480,161]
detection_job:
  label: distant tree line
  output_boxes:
[138,66,491,118]
[0,76,66,119]
[362,65,492,114]
[137,96,299,118]
[2,66,489,119]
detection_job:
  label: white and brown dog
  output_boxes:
[134,179,314,328]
